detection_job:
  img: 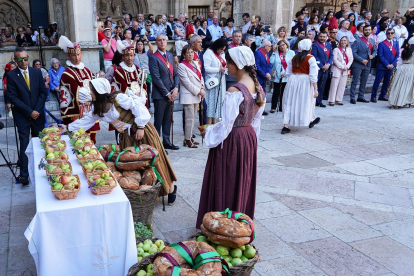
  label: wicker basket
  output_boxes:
[127,238,170,276]
[50,175,81,200]
[87,173,117,195]
[46,161,73,176]
[43,140,67,152]
[76,153,101,163]
[82,163,109,175]
[123,183,162,224]
[41,132,62,142]
[189,232,260,276]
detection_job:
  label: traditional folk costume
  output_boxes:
[196,46,265,228]
[283,39,319,127]
[67,78,176,196]
[58,36,100,143]
[388,37,414,108]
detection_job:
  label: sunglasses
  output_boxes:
[146,25,151,26]
[387,32,395,34]
[16,57,29,62]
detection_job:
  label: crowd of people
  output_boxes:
[0,22,59,47]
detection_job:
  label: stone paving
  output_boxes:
[1,94,414,276]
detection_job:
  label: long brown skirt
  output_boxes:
[196,125,257,228]
[119,122,177,196]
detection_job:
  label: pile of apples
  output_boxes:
[135,264,154,276]
[82,159,108,172]
[87,171,116,188]
[43,126,61,134]
[44,140,66,151]
[136,239,165,263]
[76,146,100,158]
[73,136,93,149]
[49,175,80,191]
[196,235,256,267]
[45,146,69,162]
[45,162,72,175]
[71,128,89,139]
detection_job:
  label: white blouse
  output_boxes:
[68,92,150,134]
[285,56,319,83]
[205,91,265,148]
[204,49,226,79]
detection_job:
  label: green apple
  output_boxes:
[148,246,157,254]
[45,147,54,154]
[230,248,242,259]
[137,247,144,256]
[46,153,55,160]
[146,264,153,272]
[137,270,146,276]
[231,258,243,266]
[196,235,209,243]
[53,151,59,157]
[144,239,153,245]
[142,243,151,252]
[155,240,164,248]
[241,256,249,263]
[53,183,63,190]
[83,163,93,171]
[243,247,256,259]
[137,243,144,248]
[216,246,229,256]
[142,252,150,258]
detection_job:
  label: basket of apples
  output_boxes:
[45,147,69,164]
[39,159,72,176]
[70,136,94,151]
[39,126,62,142]
[68,128,90,140]
[81,159,109,176]
[74,146,101,163]
[87,171,117,195]
[42,140,67,152]
[48,174,81,200]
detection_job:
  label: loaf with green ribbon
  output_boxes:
[200,209,255,248]
[153,240,229,276]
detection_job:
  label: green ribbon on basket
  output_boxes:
[171,266,181,276]
[98,143,116,162]
[219,208,256,243]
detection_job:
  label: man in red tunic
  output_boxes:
[58,36,100,143]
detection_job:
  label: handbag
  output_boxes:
[205,77,219,90]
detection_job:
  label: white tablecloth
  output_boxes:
[25,135,137,276]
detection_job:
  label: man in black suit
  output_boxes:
[7,47,47,185]
[149,34,180,150]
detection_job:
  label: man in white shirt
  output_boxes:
[208,15,223,42]
[242,13,251,34]
[136,13,145,29]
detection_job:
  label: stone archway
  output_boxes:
[96,0,149,20]
[0,0,30,28]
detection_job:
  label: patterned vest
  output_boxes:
[109,98,135,133]
[232,83,265,128]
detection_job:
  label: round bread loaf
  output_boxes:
[200,224,250,248]
[202,212,254,238]
[118,176,140,190]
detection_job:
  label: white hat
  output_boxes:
[228,46,255,70]
[58,35,80,54]
[298,39,312,51]
[409,36,414,45]
[91,78,111,94]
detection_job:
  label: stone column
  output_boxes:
[272,0,295,35]
[67,0,98,44]
[233,0,244,29]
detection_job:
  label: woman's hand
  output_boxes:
[199,89,206,98]
[200,128,206,138]
[58,124,67,134]
[135,129,145,140]
[219,66,226,73]
[314,89,319,98]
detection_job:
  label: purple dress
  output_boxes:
[196,83,265,228]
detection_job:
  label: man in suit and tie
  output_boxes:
[149,34,180,150]
[371,29,399,102]
[254,39,272,115]
[7,47,47,185]
[350,25,377,104]
[312,31,333,107]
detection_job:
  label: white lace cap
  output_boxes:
[298,39,312,51]
[228,46,255,69]
[91,78,111,94]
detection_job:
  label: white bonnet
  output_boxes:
[228,46,255,69]
[91,78,111,94]
[298,39,312,51]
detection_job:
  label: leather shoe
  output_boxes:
[319,103,326,108]
[281,127,291,134]
[262,111,269,116]
[378,98,387,101]
[350,99,356,104]
[357,98,369,103]
[17,175,29,186]
[163,143,179,150]
[309,117,321,128]
[315,103,320,107]
[370,98,377,103]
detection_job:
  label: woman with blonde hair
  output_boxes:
[328,36,353,105]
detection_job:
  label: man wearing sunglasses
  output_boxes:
[371,29,399,102]
[6,47,48,185]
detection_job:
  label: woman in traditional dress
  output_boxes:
[196,46,265,228]
[388,37,414,108]
[204,38,228,124]
[58,78,177,199]
[281,39,320,134]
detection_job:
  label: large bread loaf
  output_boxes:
[122,170,142,182]
[118,177,140,190]
[116,160,152,171]
[202,212,254,238]
[200,224,250,248]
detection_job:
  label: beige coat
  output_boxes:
[330,47,354,78]
[178,61,204,105]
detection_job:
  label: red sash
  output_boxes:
[361,37,373,54]
[193,52,202,70]
[154,51,174,76]
[279,54,287,70]
[316,41,330,57]
[340,48,348,64]
[259,48,269,63]
[383,40,397,57]
[214,52,226,67]
[182,60,201,80]
[229,42,238,48]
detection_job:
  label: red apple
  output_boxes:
[60,153,69,160]
[60,175,70,184]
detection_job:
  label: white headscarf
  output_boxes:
[228,46,255,69]
[91,78,111,95]
[298,39,312,51]
[409,36,414,45]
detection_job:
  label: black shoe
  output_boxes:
[281,127,291,134]
[319,103,326,108]
[270,109,276,113]
[262,111,269,116]
[309,117,321,128]
[378,98,387,101]
[357,98,369,103]
[350,99,356,104]
[163,143,179,150]
[315,103,320,107]
[168,185,177,206]
[323,96,328,100]
[16,175,29,186]
[370,98,377,103]
[192,134,196,139]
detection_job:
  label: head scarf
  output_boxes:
[228,46,255,69]
[91,78,111,95]
[409,36,414,45]
[298,39,312,51]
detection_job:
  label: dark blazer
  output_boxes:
[377,40,399,70]
[254,49,272,84]
[311,41,334,69]
[149,51,179,100]
[351,36,377,69]
[179,50,205,80]
[7,67,47,127]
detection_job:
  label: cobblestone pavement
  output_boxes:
[1,95,414,276]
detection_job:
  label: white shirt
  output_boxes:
[208,23,223,42]
[19,67,29,80]
[242,21,251,34]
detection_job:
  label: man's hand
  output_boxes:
[170,88,178,101]
[31,110,40,120]
[368,55,373,60]
[281,73,287,78]
[135,128,144,140]
[265,73,271,80]
[362,59,369,65]
[143,35,148,41]
[386,64,394,70]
